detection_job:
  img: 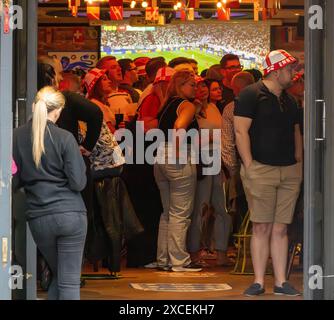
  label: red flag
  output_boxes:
[109,0,123,20]
[226,1,240,9]
[69,0,80,17]
[188,0,200,8]
[262,8,267,21]
[145,7,159,21]
[180,9,187,21]
[217,8,230,21]
[73,27,85,44]
[87,3,100,20]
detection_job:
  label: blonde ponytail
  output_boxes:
[32,86,65,168]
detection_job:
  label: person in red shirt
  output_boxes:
[138,67,175,132]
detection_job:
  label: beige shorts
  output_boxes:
[240,160,302,224]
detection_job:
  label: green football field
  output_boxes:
[101,49,222,73]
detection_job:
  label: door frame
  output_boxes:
[304,0,334,300]
[0,0,14,301]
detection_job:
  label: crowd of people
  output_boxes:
[101,23,270,64]
[12,48,305,300]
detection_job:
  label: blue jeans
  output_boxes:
[29,212,87,300]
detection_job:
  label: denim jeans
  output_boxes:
[29,212,87,300]
[154,156,197,268]
[188,173,232,253]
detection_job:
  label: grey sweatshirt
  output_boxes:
[13,120,87,220]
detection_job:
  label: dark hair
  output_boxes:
[146,57,166,80]
[204,79,221,102]
[244,69,263,82]
[220,54,240,68]
[200,69,208,78]
[168,57,191,68]
[96,55,116,69]
[188,58,198,65]
[205,64,223,82]
[118,58,133,78]
[37,62,56,90]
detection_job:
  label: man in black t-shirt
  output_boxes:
[234,50,303,297]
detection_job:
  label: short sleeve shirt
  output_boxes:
[234,80,299,166]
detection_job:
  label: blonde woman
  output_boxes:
[154,70,202,272]
[13,87,87,300]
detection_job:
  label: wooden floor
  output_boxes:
[38,265,304,300]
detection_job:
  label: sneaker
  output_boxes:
[273,282,301,297]
[144,262,158,269]
[156,265,172,272]
[172,263,202,272]
[244,283,265,297]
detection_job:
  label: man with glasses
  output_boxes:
[118,58,140,103]
[220,54,243,110]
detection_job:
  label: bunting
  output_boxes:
[188,0,200,8]
[109,0,123,20]
[217,7,231,21]
[87,3,100,20]
[69,0,80,17]
[145,7,159,21]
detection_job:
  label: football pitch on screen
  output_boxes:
[101,49,222,73]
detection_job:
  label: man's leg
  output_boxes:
[270,223,288,286]
[272,163,302,289]
[251,222,273,286]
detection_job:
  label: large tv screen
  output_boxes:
[101,22,271,72]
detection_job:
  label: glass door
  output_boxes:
[304,0,334,300]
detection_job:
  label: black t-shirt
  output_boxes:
[57,91,103,152]
[234,80,299,166]
[158,97,199,143]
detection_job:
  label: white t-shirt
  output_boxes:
[107,92,137,119]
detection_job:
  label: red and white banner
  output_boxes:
[69,0,80,17]
[87,3,100,20]
[217,8,231,21]
[188,0,200,8]
[145,7,159,21]
[109,0,123,20]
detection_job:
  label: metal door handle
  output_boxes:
[15,98,26,128]
[315,99,326,141]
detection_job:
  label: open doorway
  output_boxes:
[2,0,334,300]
